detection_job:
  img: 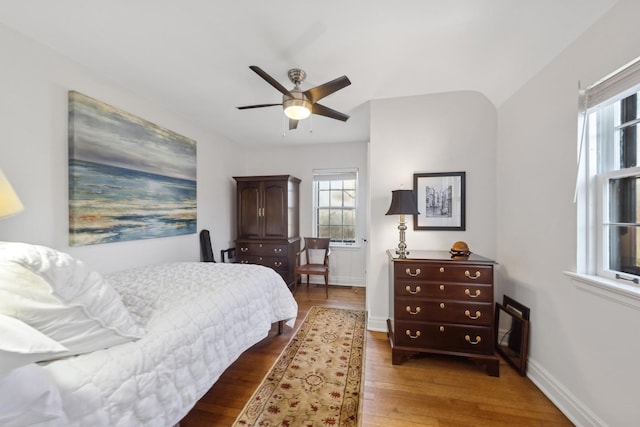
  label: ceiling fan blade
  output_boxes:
[236,103,282,110]
[289,119,299,130]
[249,66,293,97]
[312,103,350,122]
[304,75,351,103]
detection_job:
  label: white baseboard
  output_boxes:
[527,358,606,427]
[367,315,388,332]
[303,275,365,287]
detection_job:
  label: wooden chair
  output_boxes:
[294,237,331,297]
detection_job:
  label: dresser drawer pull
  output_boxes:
[405,306,421,315]
[439,303,445,309]
[464,289,481,298]
[465,335,482,345]
[405,268,421,277]
[439,284,445,291]
[405,330,421,339]
[273,248,282,253]
[405,285,421,294]
[464,310,482,320]
[465,270,481,280]
[240,247,249,252]
[274,261,282,267]
[439,326,445,332]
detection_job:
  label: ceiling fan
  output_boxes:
[237,66,351,130]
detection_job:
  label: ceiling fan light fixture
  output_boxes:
[283,97,311,120]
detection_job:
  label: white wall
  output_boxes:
[0,23,243,273]
[241,141,368,287]
[368,90,497,330]
[497,0,640,425]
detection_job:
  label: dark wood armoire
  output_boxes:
[233,175,301,287]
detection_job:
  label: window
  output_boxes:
[579,57,640,291]
[312,169,358,245]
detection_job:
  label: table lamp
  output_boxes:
[385,189,419,258]
[0,168,24,218]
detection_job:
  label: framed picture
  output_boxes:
[413,171,465,230]
[495,296,530,376]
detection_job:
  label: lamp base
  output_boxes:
[395,216,409,259]
[395,248,409,259]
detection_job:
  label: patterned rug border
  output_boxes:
[233,306,367,426]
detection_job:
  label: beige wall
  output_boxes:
[368,90,498,330]
[0,23,243,272]
[240,141,369,287]
[496,0,640,425]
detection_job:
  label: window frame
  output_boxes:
[571,57,640,308]
[312,168,360,248]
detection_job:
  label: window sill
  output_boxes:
[563,271,640,311]
[330,243,361,250]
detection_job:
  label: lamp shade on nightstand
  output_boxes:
[0,168,24,219]
[385,190,419,216]
[386,189,419,259]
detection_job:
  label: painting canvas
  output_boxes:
[413,171,465,230]
[68,91,197,246]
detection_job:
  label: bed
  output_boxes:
[0,242,298,427]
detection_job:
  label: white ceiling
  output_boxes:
[0,0,618,147]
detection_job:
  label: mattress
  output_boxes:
[40,261,298,427]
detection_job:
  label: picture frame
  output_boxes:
[413,171,465,230]
[495,295,530,376]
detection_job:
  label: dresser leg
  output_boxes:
[486,358,500,377]
[473,356,500,377]
[391,349,418,365]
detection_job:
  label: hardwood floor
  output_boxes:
[180,285,572,426]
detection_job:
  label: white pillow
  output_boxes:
[0,242,146,358]
[0,363,68,427]
[0,314,68,375]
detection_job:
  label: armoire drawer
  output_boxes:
[236,241,289,256]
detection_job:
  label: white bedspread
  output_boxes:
[40,262,298,427]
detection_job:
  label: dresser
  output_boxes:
[234,175,301,287]
[387,250,499,376]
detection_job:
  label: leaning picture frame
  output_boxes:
[413,171,465,230]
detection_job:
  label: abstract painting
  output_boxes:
[68,91,197,246]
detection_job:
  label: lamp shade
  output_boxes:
[0,168,24,218]
[385,190,419,215]
[283,93,312,120]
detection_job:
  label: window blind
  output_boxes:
[312,168,358,182]
[586,56,640,108]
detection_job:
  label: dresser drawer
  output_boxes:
[395,321,493,354]
[394,262,493,285]
[394,299,492,326]
[395,281,493,302]
[237,241,289,256]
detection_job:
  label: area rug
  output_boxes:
[233,306,366,427]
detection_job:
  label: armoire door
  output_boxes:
[263,181,287,239]
[237,181,262,239]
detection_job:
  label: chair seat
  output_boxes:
[296,264,328,275]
